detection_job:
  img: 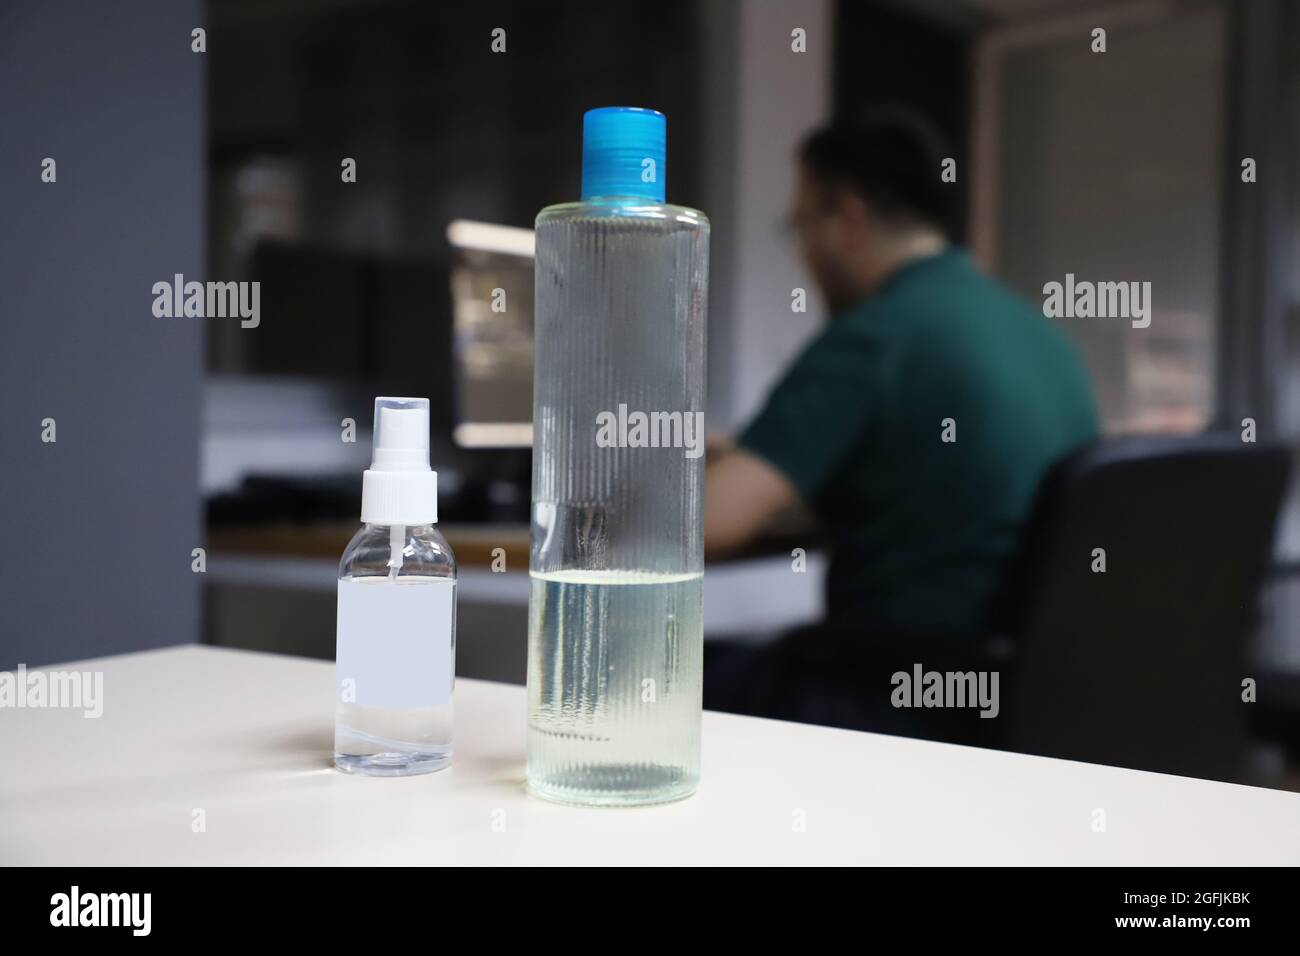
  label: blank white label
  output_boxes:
[335,577,455,708]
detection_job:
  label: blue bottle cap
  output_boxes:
[581,106,666,203]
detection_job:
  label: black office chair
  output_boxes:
[996,435,1290,783]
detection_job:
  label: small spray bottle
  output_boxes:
[334,397,457,776]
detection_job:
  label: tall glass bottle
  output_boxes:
[526,107,709,806]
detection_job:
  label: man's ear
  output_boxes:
[839,190,873,231]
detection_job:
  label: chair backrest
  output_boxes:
[1002,435,1290,782]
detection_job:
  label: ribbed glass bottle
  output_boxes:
[526,200,709,806]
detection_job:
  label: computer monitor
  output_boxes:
[446,219,535,448]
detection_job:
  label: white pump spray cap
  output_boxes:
[360,397,439,525]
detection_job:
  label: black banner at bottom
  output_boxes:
[6,865,1290,941]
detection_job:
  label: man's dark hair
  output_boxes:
[799,109,956,237]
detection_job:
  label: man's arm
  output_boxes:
[704,446,801,559]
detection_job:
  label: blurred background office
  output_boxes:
[4,0,1300,788]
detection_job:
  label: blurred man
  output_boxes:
[704,114,1098,729]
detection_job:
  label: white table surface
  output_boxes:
[2,646,1297,865]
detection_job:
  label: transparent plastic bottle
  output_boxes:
[526,107,710,806]
[335,398,457,776]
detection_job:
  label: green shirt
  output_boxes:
[739,249,1098,635]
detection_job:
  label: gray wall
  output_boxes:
[0,1,204,668]
[699,0,833,430]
